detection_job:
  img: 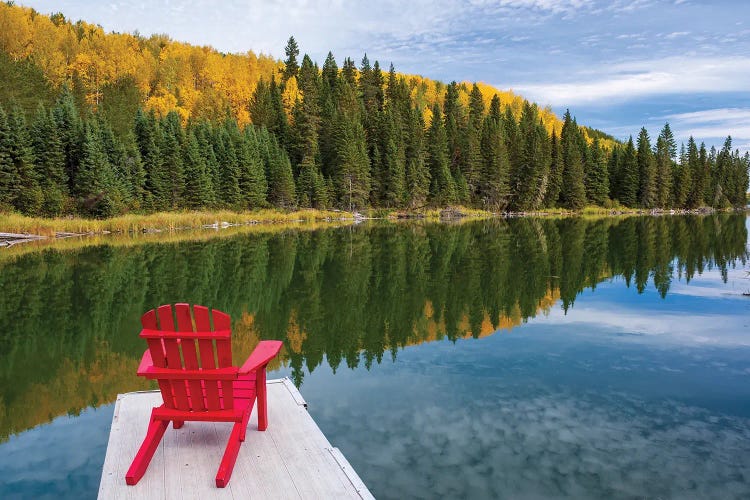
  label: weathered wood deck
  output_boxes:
[98,378,374,499]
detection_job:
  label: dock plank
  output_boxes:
[98,379,371,500]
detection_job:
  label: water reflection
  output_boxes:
[0,214,747,442]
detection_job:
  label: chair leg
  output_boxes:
[256,368,268,431]
[125,419,169,485]
[239,408,251,442]
[173,420,184,429]
[215,423,243,488]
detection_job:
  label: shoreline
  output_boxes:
[0,206,745,247]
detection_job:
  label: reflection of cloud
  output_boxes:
[538,306,750,346]
[316,380,750,499]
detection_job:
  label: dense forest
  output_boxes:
[1,214,748,437]
[0,3,747,217]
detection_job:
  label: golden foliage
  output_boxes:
[0,3,614,145]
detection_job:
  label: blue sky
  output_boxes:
[19,0,750,152]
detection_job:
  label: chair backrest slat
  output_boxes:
[157,305,190,411]
[142,309,174,409]
[194,306,221,410]
[212,310,234,409]
[175,303,206,411]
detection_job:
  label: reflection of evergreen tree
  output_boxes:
[1,214,748,439]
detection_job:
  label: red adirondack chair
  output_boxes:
[125,304,283,488]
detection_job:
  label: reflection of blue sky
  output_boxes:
[296,252,750,499]
[536,264,750,346]
[303,328,750,499]
[18,0,750,151]
[0,406,112,499]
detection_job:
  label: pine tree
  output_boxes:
[560,110,586,210]
[160,111,186,208]
[426,103,456,204]
[282,36,300,83]
[381,107,405,207]
[332,80,370,210]
[584,138,608,206]
[0,105,19,208]
[655,123,675,207]
[479,95,510,210]
[404,107,430,208]
[215,123,241,207]
[52,85,82,194]
[684,137,701,208]
[636,127,656,208]
[76,121,121,217]
[7,105,43,214]
[545,130,562,207]
[464,83,484,200]
[259,127,295,208]
[29,105,68,215]
[238,126,268,208]
[619,137,639,207]
[134,109,167,209]
[673,143,692,207]
[182,130,212,208]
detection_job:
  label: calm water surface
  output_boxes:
[1,215,749,499]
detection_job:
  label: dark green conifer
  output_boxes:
[619,137,639,207]
[637,127,656,208]
[560,110,586,210]
[7,105,43,214]
[282,36,300,83]
[426,103,456,204]
[31,105,68,215]
[584,138,608,206]
[479,95,510,210]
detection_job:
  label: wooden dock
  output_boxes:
[98,378,374,499]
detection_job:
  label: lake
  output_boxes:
[1,214,749,499]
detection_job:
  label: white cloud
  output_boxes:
[513,56,750,106]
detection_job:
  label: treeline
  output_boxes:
[0,91,295,217]
[0,30,747,215]
[1,215,747,436]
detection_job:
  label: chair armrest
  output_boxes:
[137,349,153,376]
[238,340,283,375]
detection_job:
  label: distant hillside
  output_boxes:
[0,2,746,218]
[0,3,605,141]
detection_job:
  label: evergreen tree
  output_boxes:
[560,110,586,210]
[673,143,692,207]
[404,107,430,208]
[332,80,370,210]
[76,121,121,217]
[182,130,212,208]
[426,103,456,204]
[464,83,485,200]
[7,105,43,214]
[30,105,68,215]
[636,127,656,208]
[584,138,608,206]
[238,126,268,208]
[159,111,186,208]
[282,36,300,83]
[381,107,406,207]
[545,130,562,208]
[655,123,675,207]
[259,126,295,208]
[215,123,242,207]
[134,109,167,209]
[618,137,639,207]
[684,137,701,208]
[479,95,510,210]
[0,105,19,208]
[52,86,82,194]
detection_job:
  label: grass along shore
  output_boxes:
[0,204,732,241]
